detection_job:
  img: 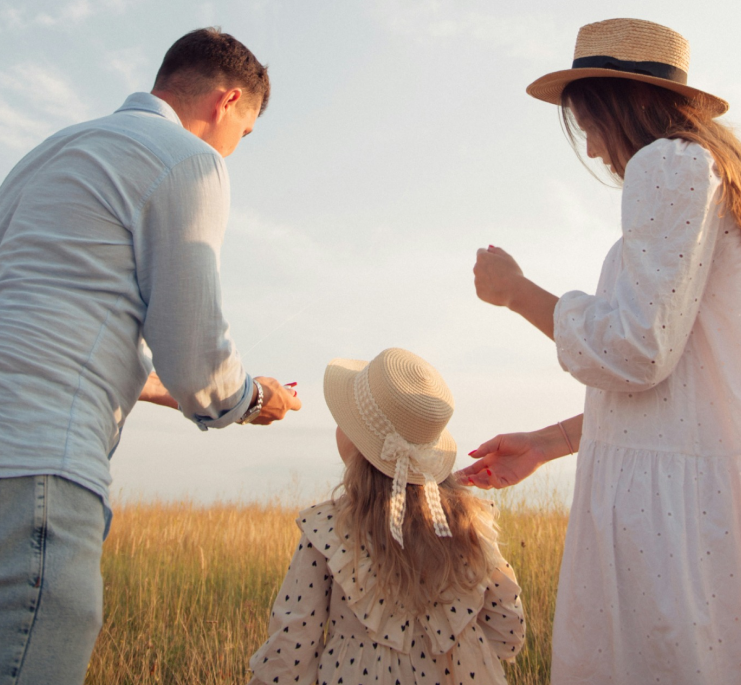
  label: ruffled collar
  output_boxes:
[297,499,502,655]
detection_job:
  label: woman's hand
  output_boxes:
[458,415,583,489]
[458,432,551,489]
[473,245,559,340]
[473,246,525,308]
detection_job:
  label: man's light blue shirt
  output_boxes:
[0,93,253,534]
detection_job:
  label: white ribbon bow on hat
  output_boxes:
[354,366,452,548]
[380,432,453,548]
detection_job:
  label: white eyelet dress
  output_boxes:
[248,499,525,685]
[551,138,741,684]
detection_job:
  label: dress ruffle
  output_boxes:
[297,499,509,655]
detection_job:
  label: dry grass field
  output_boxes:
[85,493,568,685]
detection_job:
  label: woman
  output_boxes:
[462,18,741,685]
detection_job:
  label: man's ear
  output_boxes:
[211,88,244,124]
[214,88,243,121]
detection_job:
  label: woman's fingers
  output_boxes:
[456,452,509,490]
[487,244,511,257]
[466,434,504,461]
[459,454,493,476]
[456,464,506,490]
[468,471,496,489]
[473,245,526,306]
[458,432,543,489]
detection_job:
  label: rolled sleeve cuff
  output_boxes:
[554,291,582,373]
[189,375,254,431]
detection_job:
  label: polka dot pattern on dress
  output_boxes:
[249,500,525,685]
[551,138,741,685]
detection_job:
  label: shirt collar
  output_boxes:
[115,92,183,127]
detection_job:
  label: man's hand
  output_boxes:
[138,371,179,409]
[250,376,302,425]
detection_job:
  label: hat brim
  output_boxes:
[527,68,728,117]
[324,357,457,485]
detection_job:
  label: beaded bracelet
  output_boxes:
[236,379,264,425]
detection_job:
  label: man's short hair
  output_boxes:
[154,28,270,114]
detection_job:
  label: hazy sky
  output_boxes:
[2,0,739,508]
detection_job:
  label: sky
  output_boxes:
[2,0,740,509]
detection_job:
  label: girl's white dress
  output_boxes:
[249,499,525,685]
[552,138,741,684]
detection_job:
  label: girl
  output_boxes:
[464,18,741,685]
[249,348,525,685]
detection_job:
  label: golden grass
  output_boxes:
[86,495,568,685]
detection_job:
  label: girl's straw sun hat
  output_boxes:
[526,18,728,117]
[324,348,457,546]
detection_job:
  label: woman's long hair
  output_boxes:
[561,77,741,225]
[334,448,499,616]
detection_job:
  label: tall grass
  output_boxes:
[494,489,569,685]
[86,495,568,685]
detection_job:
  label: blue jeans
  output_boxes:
[0,475,105,685]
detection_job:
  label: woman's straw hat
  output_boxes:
[527,18,728,117]
[324,348,457,546]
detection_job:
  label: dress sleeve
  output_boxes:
[248,533,332,685]
[477,560,526,661]
[554,139,722,392]
[135,152,252,430]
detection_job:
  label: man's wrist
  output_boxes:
[236,379,263,425]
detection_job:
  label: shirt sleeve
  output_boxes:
[134,152,252,429]
[554,139,722,392]
[249,533,332,685]
[477,560,526,662]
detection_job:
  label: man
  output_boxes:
[0,28,300,685]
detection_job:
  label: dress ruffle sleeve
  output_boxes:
[477,561,526,660]
[473,502,526,661]
[555,139,722,392]
[248,532,332,685]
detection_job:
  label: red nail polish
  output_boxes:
[285,382,298,387]
[468,450,477,456]
[468,478,475,485]
[486,469,492,476]
[488,244,496,250]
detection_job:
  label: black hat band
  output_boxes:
[572,55,688,84]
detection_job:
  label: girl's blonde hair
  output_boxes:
[334,447,498,616]
[561,77,741,225]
